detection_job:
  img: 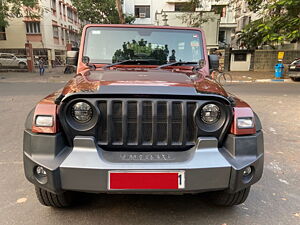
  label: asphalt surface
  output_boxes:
[0,82,299,225]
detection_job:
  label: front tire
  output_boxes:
[209,187,251,206]
[19,62,27,69]
[291,77,300,81]
[217,72,232,86]
[35,186,73,208]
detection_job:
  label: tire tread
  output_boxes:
[35,186,72,208]
[210,187,250,206]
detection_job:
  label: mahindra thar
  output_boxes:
[23,24,263,208]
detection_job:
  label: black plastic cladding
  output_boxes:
[59,93,233,150]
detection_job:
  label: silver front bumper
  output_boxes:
[24,131,264,194]
[59,137,231,192]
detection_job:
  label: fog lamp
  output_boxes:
[71,102,93,123]
[35,115,53,127]
[36,166,47,176]
[243,166,252,177]
[237,117,254,129]
[35,166,48,184]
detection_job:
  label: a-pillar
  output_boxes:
[25,43,34,72]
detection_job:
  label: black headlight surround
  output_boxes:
[194,102,227,133]
[65,100,99,131]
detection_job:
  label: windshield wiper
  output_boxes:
[156,61,198,70]
[102,59,160,70]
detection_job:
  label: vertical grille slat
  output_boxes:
[107,100,113,145]
[167,101,172,145]
[172,102,182,144]
[186,102,197,144]
[142,101,153,144]
[157,101,167,145]
[127,101,137,144]
[181,101,187,145]
[152,101,157,145]
[122,101,127,145]
[137,101,143,145]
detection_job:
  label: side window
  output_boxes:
[1,54,13,59]
[135,5,150,18]
[234,53,247,61]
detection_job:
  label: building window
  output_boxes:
[134,5,150,18]
[175,3,194,12]
[61,25,64,40]
[234,53,247,61]
[26,22,41,34]
[51,0,56,10]
[65,29,69,42]
[67,8,73,21]
[212,5,226,18]
[0,26,6,40]
[53,26,59,38]
[218,30,226,43]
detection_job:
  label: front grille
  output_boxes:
[98,100,198,150]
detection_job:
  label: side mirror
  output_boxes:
[208,54,219,73]
[66,51,78,66]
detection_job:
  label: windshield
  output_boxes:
[83,27,204,65]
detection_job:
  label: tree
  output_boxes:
[71,0,135,24]
[179,0,216,27]
[0,0,41,28]
[237,0,300,48]
[115,0,124,24]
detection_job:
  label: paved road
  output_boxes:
[0,82,299,225]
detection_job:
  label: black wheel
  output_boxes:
[291,77,300,81]
[217,72,232,86]
[19,62,27,69]
[209,187,251,206]
[35,186,73,208]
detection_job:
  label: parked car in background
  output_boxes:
[0,53,27,69]
[288,58,300,81]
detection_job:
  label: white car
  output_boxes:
[0,53,27,69]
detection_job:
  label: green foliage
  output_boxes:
[237,0,300,48]
[112,39,169,64]
[180,0,215,27]
[0,0,41,27]
[71,0,135,24]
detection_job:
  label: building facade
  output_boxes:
[123,0,237,49]
[0,0,83,66]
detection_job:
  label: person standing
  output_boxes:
[38,57,45,76]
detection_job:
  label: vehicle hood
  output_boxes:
[61,69,228,97]
[88,70,194,86]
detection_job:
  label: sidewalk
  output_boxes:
[228,71,292,83]
[0,67,71,83]
[0,69,294,83]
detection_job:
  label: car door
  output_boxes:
[0,54,14,67]
[0,54,8,66]
[6,54,17,67]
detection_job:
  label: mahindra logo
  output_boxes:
[120,153,174,161]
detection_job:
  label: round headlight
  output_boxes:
[200,104,221,124]
[71,102,93,123]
